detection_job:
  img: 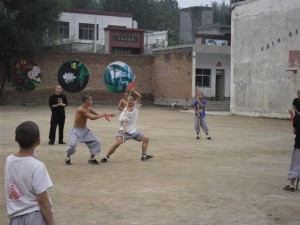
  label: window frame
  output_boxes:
[195,68,211,88]
[78,23,97,40]
[57,21,69,39]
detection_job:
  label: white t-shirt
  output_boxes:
[4,154,53,217]
[119,104,140,134]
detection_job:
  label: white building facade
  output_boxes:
[55,9,167,53]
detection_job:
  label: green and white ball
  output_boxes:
[103,61,135,93]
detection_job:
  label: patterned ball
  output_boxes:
[58,60,89,93]
[103,61,135,93]
[10,59,41,92]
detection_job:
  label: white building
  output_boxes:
[194,24,231,101]
[144,31,168,49]
[55,9,168,53]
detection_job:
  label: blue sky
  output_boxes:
[177,0,230,8]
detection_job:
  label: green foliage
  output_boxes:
[212,1,231,25]
[99,0,180,45]
[0,0,66,55]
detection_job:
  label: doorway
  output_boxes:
[215,69,225,101]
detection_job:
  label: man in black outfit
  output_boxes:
[49,85,68,145]
[293,90,300,115]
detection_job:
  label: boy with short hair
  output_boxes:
[4,121,54,225]
[65,95,115,165]
[101,90,153,162]
[194,91,211,140]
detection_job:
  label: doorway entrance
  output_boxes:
[215,69,225,101]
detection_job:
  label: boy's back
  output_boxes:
[4,121,54,225]
[5,154,53,217]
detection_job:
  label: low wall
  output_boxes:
[0,51,154,105]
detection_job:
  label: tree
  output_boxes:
[212,1,231,25]
[100,0,180,45]
[0,0,66,56]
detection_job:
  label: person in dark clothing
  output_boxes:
[284,114,300,192]
[289,90,300,119]
[48,85,68,145]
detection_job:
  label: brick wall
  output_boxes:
[152,47,193,105]
[0,51,153,105]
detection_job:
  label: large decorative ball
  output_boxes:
[103,61,135,93]
[10,58,41,92]
[58,60,89,93]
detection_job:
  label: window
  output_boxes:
[196,69,211,87]
[57,21,69,38]
[79,23,97,40]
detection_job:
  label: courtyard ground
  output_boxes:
[0,105,299,225]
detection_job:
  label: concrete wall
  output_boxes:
[180,7,213,44]
[0,51,153,105]
[152,46,193,106]
[231,0,300,118]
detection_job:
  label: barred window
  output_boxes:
[57,21,69,39]
[195,69,211,87]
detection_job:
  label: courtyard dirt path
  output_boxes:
[0,105,299,225]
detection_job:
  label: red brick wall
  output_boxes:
[0,51,153,105]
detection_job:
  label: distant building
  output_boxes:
[194,23,231,101]
[144,31,168,49]
[104,26,144,55]
[179,6,213,44]
[55,9,168,54]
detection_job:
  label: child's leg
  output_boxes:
[142,136,150,155]
[65,130,79,158]
[194,115,200,136]
[200,117,211,138]
[106,137,124,158]
[85,139,101,159]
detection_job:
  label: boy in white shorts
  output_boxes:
[101,90,153,162]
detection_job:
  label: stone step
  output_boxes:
[206,101,230,111]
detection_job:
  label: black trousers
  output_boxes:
[49,114,65,143]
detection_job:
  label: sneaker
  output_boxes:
[206,136,212,140]
[59,141,66,144]
[141,155,153,161]
[196,136,200,140]
[283,185,295,192]
[65,158,71,165]
[88,159,99,165]
[101,157,108,163]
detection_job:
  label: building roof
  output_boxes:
[63,8,133,18]
[180,6,212,11]
[104,25,144,32]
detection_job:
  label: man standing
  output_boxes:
[290,90,300,117]
[49,85,68,145]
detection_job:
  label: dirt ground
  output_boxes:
[0,105,299,225]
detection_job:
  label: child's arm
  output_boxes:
[37,191,55,225]
[132,90,142,103]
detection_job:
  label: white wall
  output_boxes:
[195,48,231,98]
[231,0,300,118]
[144,31,168,48]
[58,12,134,45]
